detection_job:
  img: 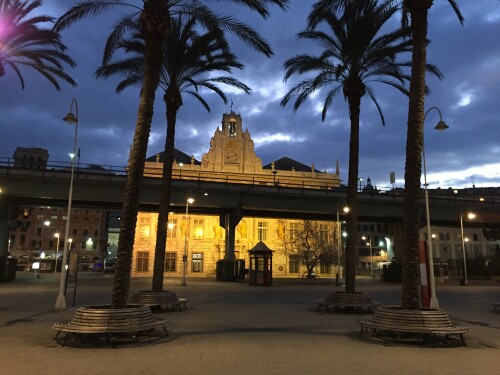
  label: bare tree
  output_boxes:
[279,220,337,279]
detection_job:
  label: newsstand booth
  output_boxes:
[248,241,273,286]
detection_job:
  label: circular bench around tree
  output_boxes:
[130,290,188,311]
[358,305,469,346]
[52,305,169,346]
[316,292,380,313]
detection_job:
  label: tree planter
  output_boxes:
[316,292,380,313]
[52,304,169,346]
[130,290,187,311]
[358,305,469,346]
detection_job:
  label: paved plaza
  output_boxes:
[1,272,499,375]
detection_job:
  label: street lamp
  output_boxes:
[55,98,79,311]
[362,235,374,278]
[181,190,194,286]
[460,210,476,286]
[335,199,349,285]
[54,233,60,273]
[422,106,449,309]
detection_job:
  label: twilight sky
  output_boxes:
[1,1,499,190]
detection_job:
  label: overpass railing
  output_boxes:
[1,157,498,207]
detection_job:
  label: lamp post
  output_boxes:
[422,106,449,309]
[55,98,79,311]
[54,233,60,273]
[362,235,374,278]
[181,190,194,286]
[460,211,476,286]
[335,199,349,285]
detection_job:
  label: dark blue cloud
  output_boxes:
[1,0,499,190]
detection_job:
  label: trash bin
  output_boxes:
[216,260,235,281]
[6,258,18,282]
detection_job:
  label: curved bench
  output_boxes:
[358,305,469,346]
[130,290,188,311]
[52,305,169,345]
[316,292,380,313]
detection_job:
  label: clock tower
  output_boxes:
[201,111,262,173]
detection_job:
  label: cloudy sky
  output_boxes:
[1,1,499,190]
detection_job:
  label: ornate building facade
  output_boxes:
[131,111,345,278]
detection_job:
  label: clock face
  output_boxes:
[228,121,236,137]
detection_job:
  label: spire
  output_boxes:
[336,160,339,175]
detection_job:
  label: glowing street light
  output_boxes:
[422,106,449,309]
[460,211,476,286]
[55,98,79,311]
[181,190,194,286]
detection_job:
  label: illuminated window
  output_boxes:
[139,217,151,238]
[319,224,329,242]
[289,222,299,240]
[194,219,204,239]
[320,258,332,274]
[136,251,149,272]
[192,253,203,272]
[167,219,177,238]
[289,255,299,273]
[258,221,268,241]
[165,252,176,272]
[140,225,150,237]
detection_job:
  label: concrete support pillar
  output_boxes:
[220,208,243,262]
[224,212,236,261]
[0,198,11,279]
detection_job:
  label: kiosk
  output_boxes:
[248,241,273,286]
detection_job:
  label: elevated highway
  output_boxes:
[1,164,499,278]
[1,165,499,225]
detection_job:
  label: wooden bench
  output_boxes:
[52,305,169,346]
[130,290,188,311]
[358,305,469,346]
[493,303,500,312]
[316,292,380,313]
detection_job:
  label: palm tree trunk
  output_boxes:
[345,95,361,294]
[111,34,163,308]
[152,95,180,291]
[401,1,431,310]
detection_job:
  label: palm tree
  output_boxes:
[400,0,463,310]
[0,0,76,90]
[307,0,463,310]
[54,0,288,308]
[282,0,415,294]
[96,16,250,292]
